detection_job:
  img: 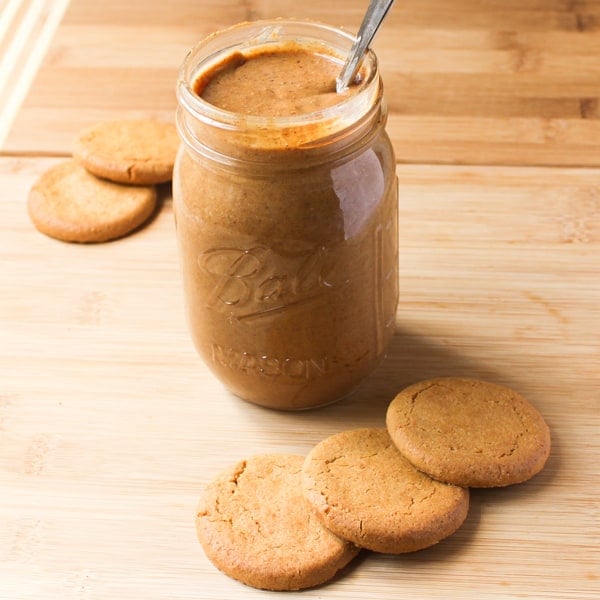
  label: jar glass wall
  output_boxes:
[173,20,398,409]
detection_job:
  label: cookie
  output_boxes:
[196,454,359,591]
[73,119,179,185]
[301,428,469,554]
[27,160,157,243]
[386,377,551,488]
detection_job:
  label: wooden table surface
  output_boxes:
[1,1,599,599]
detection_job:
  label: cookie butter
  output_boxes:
[174,21,398,409]
[195,48,356,116]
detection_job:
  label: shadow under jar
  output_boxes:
[173,20,398,410]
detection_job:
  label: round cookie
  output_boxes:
[301,428,469,554]
[386,377,551,488]
[27,160,157,243]
[196,454,359,591]
[73,119,179,185]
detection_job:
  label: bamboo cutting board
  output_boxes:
[1,157,599,599]
[4,0,600,166]
[1,0,600,599]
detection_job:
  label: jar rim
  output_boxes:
[176,19,380,133]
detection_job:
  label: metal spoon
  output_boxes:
[336,0,396,93]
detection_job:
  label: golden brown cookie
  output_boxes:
[196,454,359,591]
[386,377,551,488]
[301,428,469,554]
[73,119,179,185]
[27,160,157,243]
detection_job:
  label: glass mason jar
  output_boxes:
[173,20,398,410]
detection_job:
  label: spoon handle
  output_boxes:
[336,0,396,93]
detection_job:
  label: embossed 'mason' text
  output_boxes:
[199,245,336,319]
[212,344,330,380]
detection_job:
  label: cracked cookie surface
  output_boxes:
[386,377,551,487]
[301,428,469,553]
[73,119,179,185]
[196,453,358,591]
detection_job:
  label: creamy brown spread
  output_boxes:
[175,40,398,409]
[195,47,358,116]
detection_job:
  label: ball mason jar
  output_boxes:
[173,20,398,409]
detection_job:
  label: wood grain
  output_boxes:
[1,157,599,599]
[3,0,600,166]
[1,0,600,598]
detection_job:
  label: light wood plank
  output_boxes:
[1,157,598,598]
[3,0,600,166]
